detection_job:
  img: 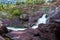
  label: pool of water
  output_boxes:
[7,27,27,31]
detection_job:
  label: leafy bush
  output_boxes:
[16,2,21,5]
[34,0,45,4]
[12,9,20,16]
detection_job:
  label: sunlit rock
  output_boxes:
[0,11,10,19]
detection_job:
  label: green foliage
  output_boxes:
[0,0,46,19]
[16,2,21,5]
[0,5,4,11]
[24,0,45,6]
[34,0,45,4]
[12,9,20,16]
[16,0,25,5]
[25,0,35,6]
[9,7,24,19]
[27,0,34,4]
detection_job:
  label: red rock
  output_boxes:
[0,36,5,40]
[32,37,41,40]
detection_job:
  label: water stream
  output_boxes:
[32,14,47,29]
[7,14,47,31]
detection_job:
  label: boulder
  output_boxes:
[0,36,5,40]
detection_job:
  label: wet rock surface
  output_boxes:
[4,23,56,40]
[0,21,57,40]
[1,6,60,40]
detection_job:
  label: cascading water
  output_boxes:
[7,14,47,31]
[32,14,47,29]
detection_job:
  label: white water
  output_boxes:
[32,14,47,29]
[7,14,47,31]
[7,27,27,31]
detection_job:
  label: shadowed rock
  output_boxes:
[0,36,5,40]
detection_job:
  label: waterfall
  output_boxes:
[7,14,47,31]
[32,14,47,29]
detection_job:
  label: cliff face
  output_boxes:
[56,0,60,2]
